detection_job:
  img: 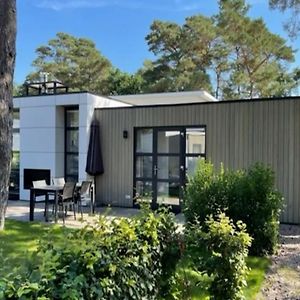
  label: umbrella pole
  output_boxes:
[91,177,96,215]
[93,177,96,214]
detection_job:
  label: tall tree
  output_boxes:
[269,0,300,38]
[27,33,112,95]
[106,68,144,95]
[142,18,213,93]
[217,0,295,99]
[13,83,25,97]
[0,0,17,230]
[143,0,297,99]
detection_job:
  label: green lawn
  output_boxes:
[0,219,71,277]
[0,220,270,299]
[173,255,270,300]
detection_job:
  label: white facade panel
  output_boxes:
[20,106,56,128]
[55,127,64,153]
[20,152,56,171]
[21,128,56,153]
[55,94,81,105]
[17,96,56,108]
[55,152,65,178]
[78,153,88,182]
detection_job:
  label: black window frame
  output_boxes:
[133,125,207,212]
[9,109,20,200]
[64,106,79,182]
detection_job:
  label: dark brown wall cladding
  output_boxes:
[95,97,300,224]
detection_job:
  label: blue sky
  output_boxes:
[16,0,299,83]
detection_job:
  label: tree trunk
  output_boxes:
[0,0,17,230]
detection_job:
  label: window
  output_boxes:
[9,109,20,199]
[185,128,206,177]
[134,126,206,211]
[65,107,79,182]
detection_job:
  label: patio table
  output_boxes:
[30,183,95,223]
[30,185,63,223]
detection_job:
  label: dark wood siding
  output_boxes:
[95,98,300,224]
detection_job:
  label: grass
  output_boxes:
[173,255,270,300]
[244,256,270,299]
[0,219,270,299]
[0,219,71,277]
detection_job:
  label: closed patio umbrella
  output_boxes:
[85,119,104,213]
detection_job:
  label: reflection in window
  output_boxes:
[65,107,79,182]
[157,182,180,206]
[66,110,79,127]
[186,128,205,154]
[157,156,180,180]
[186,156,205,177]
[136,156,153,178]
[135,181,153,203]
[10,109,20,199]
[157,131,180,153]
[136,129,153,153]
[66,130,79,152]
[12,109,20,151]
[185,128,206,178]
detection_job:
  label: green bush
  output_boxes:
[186,213,252,300]
[184,160,284,256]
[0,208,180,300]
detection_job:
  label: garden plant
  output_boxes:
[184,160,284,256]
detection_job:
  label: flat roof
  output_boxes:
[110,90,218,105]
[97,95,300,111]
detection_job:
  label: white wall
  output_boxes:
[14,92,129,200]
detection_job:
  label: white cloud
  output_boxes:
[37,0,120,11]
[35,0,203,12]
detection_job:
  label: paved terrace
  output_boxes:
[6,200,185,228]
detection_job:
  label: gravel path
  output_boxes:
[260,224,300,300]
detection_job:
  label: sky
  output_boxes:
[15,0,300,84]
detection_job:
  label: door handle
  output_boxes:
[154,165,158,176]
[180,165,184,171]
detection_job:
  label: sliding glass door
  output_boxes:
[134,126,206,211]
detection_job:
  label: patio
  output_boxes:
[5,200,185,228]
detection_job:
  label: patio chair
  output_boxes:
[32,180,55,218]
[58,182,76,224]
[75,181,92,218]
[52,177,65,186]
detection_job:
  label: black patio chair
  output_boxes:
[75,181,92,218]
[58,182,76,224]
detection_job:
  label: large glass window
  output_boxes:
[65,107,79,182]
[9,109,20,199]
[185,128,206,178]
[135,129,153,200]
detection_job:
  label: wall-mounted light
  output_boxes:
[123,130,128,139]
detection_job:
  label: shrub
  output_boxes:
[185,213,252,300]
[0,208,180,300]
[184,160,284,255]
